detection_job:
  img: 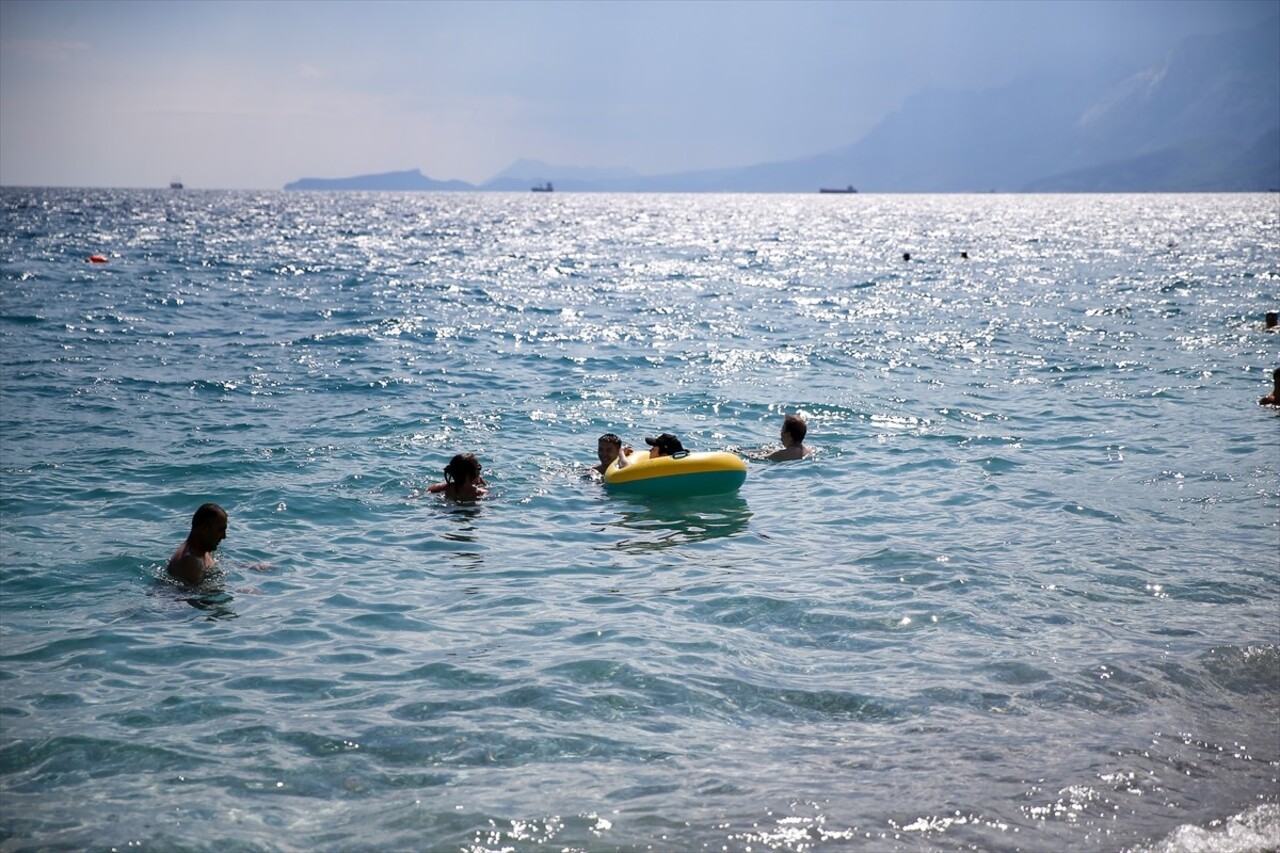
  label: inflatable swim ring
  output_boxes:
[605,450,746,497]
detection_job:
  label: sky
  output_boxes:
[1,0,1275,189]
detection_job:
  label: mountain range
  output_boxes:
[285,16,1279,193]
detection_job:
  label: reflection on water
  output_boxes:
[184,589,238,620]
[147,563,250,621]
[438,502,483,546]
[607,494,752,552]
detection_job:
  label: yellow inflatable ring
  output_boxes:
[604,450,747,497]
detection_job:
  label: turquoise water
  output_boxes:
[1,189,1277,852]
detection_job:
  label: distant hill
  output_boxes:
[1026,128,1280,192]
[283,169,473,191]
[285,16,1279,193]
[674,14,1279,193]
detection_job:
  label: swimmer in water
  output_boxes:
[766,414,814,461]
[1260,368,1279,406]
[428,453,489,501]
[167,503,228,585]
[592,433,632,475]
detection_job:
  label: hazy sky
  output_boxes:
[1,0,1274,189]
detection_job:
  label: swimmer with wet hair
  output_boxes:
[167,502,228,585]
[766,414,813,461]
[429,453,489,501]
[593,433,632,474]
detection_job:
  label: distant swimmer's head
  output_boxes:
[644,433,684,457]
[444,452,483,484]
[902,252,911,261]
[191,503,228,552]
[1266,311,1278,329]
[781,414,808,446]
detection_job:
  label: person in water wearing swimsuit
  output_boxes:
[1260,368,1279,406]
[429,453,489,501]
[592,433,633,474]
[766,414,813,461]
[613,433,684,469]
[167,503,228,585]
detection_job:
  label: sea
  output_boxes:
[0,188,1277,853]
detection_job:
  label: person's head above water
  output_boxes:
[428,452,488,500]
[594,433,626,473]
[597,433,621,460]
[1260,368,1280,406]
[167,502,228,585]
[444,452,483,484]
[190,503,228,551]
[644,433,684,457]
[766,414,813,461]
[781,414,807,446]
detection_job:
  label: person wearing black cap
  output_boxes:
[614,432,684,469]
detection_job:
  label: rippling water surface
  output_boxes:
[1,189,1277,852]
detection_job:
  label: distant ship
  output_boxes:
[819,185,857,194]
[169,178,184,190]
[531,182,553,192]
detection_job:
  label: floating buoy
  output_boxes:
[88,255,109,264]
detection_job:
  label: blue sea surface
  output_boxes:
[1,189,1277,852]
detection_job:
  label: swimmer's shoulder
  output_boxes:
[166,547,205,585]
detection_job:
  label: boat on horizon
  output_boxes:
[531,182,553,192]
[819,185,857,194]
[169,178,184,190]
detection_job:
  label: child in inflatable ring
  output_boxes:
[614,433,684,469]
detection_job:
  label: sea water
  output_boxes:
[0,189,1277,853]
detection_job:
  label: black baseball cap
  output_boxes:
[644,433,684,454]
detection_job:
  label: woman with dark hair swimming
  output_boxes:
[428,453,489,501]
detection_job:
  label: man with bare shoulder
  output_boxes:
[592,433,633,475]
[767,414,813,461]
[1261,368,1279,406]
[167,503,228,585]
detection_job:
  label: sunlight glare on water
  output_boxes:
[0,189,1277,852]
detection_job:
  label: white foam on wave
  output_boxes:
[1129,804,1280,853]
